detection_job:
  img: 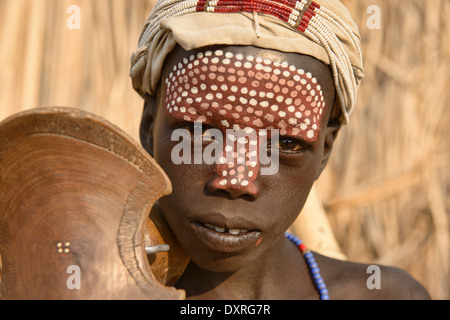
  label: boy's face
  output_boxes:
[141,45,337,272]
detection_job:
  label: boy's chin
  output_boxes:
[189,247,263,274]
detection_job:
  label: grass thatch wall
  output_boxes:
[322,0,450,300]
[0,0,448,299]
[0,0,156,139]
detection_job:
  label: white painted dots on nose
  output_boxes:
[164,50,325,189]
[216,128,259,189]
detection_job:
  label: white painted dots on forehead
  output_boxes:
[164,49,325,142]
[164,50,325,190]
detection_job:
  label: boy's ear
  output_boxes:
[316,119,340,180]
[140,94,157,157]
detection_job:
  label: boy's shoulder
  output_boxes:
[314,252,431,300]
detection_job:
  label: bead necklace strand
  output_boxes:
[285,232,330,300]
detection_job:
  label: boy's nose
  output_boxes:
[206,135,261,200]
[207,172,261,200]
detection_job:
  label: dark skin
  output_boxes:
[140,45,431,300]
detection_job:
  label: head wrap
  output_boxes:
[130,0,364,124]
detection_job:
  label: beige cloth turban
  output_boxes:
[130,0,364,124]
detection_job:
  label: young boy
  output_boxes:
[130,0,430,300]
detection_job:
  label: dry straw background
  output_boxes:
[0,0,448,299]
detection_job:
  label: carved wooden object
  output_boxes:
[0,107,189,300]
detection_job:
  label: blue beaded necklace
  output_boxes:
[285,232,330,300]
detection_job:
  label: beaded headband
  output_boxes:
[130,0,364,124]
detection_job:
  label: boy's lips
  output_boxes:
[189,212,263,253]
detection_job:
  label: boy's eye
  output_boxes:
[185,123,215,142]
[271,138,304,152]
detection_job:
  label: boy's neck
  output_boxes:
[175,235,317,300]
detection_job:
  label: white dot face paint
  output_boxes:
[164,49,326,190]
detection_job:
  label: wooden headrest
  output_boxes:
[0,107,188,300]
